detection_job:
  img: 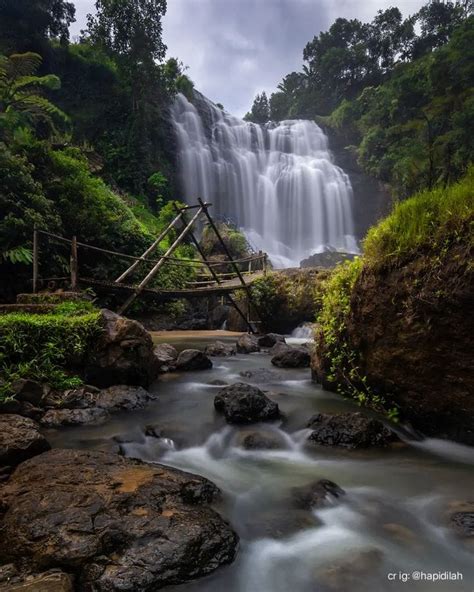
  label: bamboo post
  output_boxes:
[70,235,78,291]
[32,225,39,293]
[117,206,204,315]
[115,210,184,283]
[175,203,255,334]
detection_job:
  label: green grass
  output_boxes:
[363,167,474,266]
[0,307,102,402]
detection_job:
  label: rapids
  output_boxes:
[48,333,474,592]
[171,94,359,268]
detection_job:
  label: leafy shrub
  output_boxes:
[0,307,102,401]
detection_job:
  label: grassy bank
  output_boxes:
[314,169,474,419]
[0,301,102,402]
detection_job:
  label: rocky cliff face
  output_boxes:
[312,243,474,444]
[325,127,393,242]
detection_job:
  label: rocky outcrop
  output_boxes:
[271,345,310,368]
[175,349,213,371]
[236,334,260,353]
[0,449,238,591]
[300,250,357,269]
[312,244,474,444]
[306,412,397,449]
[204,341,236,357]
[0,415,50,468]
[214,383,280,424]
[85,310,159,388]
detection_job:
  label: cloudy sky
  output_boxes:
[70,0,426,117]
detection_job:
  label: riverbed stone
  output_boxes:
[204,341,236,357]
[85,309,159,388]
[239,368,284,384]
[257,333,286,348]
[0,414,50,468]
[154,343,178,372]
[236,334,260,353]
[10,379,45,406]
[0,449,239,591]
[291,479,345,510]
[40,407,109,428]
[236,429,285,450]
[306,412,396,449]
[271,346,310,368]
[175,349,213,371]
[0,570,74,592]
[96,385,154,411]
[214,383,280,424]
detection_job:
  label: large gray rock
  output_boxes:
[0,414,50,468]
[0,449,238,591]
[306,412,397,449]
[271,346,310,368]
[204,341,236,357]
[236,334,260,354]
[175,349,213,371]
[154,343,178,372]
[257,334,286,348]
[214,383,280,424]
[40,386,154,428]
[85,310,159,388]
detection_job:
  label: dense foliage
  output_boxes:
[246,1,473,196]
[0,1,197,301]
[0,302,102,401]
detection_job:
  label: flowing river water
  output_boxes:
[48,332,474,592]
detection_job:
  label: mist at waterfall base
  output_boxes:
[171,93,359,268]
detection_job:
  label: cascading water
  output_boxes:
[171,93,359,268]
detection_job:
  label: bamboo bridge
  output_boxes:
[31,199,268,332]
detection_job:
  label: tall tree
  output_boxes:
[244,92,270,124]
[0,0,75,54]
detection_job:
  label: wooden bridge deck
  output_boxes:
[79,269,266,300]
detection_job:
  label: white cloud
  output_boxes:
[70,0,426,117]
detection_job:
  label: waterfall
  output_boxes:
[171,92,359,268]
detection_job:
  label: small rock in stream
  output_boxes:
[175,349,213,371]
[214,383,280,424]
[236,334,260,353]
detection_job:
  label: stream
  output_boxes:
[48,331,474,592]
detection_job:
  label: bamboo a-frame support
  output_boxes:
[114,201,259,332]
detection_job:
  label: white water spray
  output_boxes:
[171,93,359,268]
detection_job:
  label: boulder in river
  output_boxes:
[239,368,284,384]
[214,383,280,424]
[291,479,345,510]
[175,349,213,371]
[40,407,109,428]
[271,346,310,368]
[154,343,178,372]
[236,429,285,450]
[0,414,50,469]
[0,449,239,591]
[85,309,159,388]
[96,384,155,411]
[306,412,397,449]
[204,341,236,357]
[257,333,286,348]
[236,334,260,353]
